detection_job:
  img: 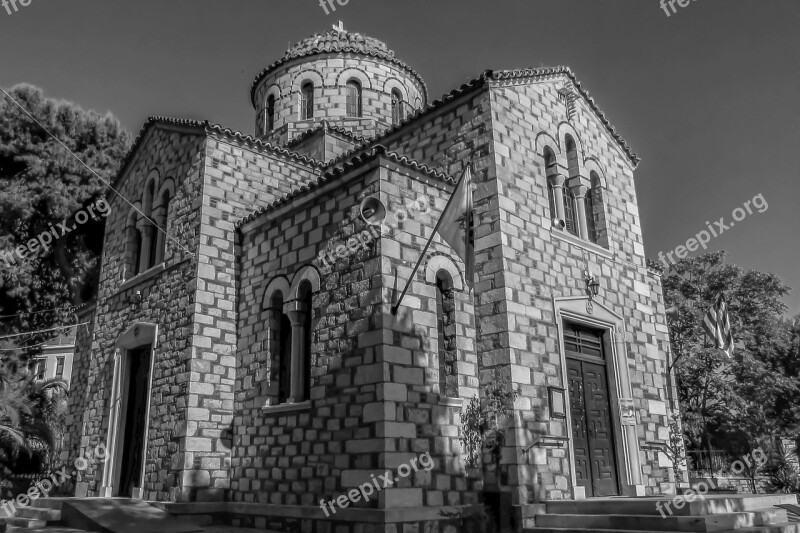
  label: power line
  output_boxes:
[0,87,195,259]
[0,323,88,341]
[0,304,81,321]
[0,340,60,351]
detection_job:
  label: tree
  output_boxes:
[0,83,130,359]
[662,251,800,466]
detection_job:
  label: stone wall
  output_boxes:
[66,124,323,502]
[230,155,483,531]
[183,133,322,501]
[369,73,673,517]
[66,125,206,501]
[483,75,672,510]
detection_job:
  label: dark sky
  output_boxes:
[1,0,798,314]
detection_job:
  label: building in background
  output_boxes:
[30,326,75,383]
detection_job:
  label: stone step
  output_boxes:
[30,498,70,510]
[535,508,787,531]
[8,526,86,533]
[526,524,800,533]
[203,526,281,533]
[545,495,800,517]
[3,516,48,528]
[718,524,800,533]
[17,506,62,521]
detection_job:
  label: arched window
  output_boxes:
[266,94,276,131]
[346,80,362,117]
[138,179,157,271]
[125,213,142,279]
[563,186,578,236]
[300,82,314,120]
[544,147,558,220]
[296,281,313,401]
[268,291,292,404]
[563,135,580,237]
[435,270,458,398]
[585,172,599,243]
[156,189,171,263]
[391,89,404,125]
[565,135,580,178]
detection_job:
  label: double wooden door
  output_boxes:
[565,324,619,497]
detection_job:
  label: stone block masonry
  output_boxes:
[66,121,325,502]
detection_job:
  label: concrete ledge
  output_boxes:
[551,228,613,259]
[261,400,311,414]
[157,502,482,524]
[118,263,166,292]
[438,397,463,407]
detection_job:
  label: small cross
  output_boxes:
[333,21,345,32]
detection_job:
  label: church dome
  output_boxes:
[283,30,398,64]
[250,27,428,144]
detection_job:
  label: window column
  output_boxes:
[547,172,567,222]
[284,299,308,403]
[138,222,154,273]
[571,182,590,240]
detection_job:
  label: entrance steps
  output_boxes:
[525,494,800,533]
[0,498,271,533]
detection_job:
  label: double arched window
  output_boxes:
[346,80,362,117]
[391,89,404,125]
[263,267,319,405]
[124,173,172,280]
[300,82,314,120]
[540,133,606,246]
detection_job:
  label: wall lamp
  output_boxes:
[584,270,600,299]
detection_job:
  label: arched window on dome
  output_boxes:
[266,94,276,131]
[435,270,458,398]
[300,82,314,120]
[346,80,362,117]
[391,89,405,126]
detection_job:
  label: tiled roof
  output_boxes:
[286,120,369,149]
[489,68,640,166]
[112,116,324,188]
[204,123,325,168]
[236,144,453,228]
[249,29,428,106]
[112,116,206,189]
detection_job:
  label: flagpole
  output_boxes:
[390,156,474,316]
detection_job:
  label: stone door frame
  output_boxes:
[101,322,158,499]
[553,296,644,498]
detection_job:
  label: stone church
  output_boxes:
[66,26,677,532]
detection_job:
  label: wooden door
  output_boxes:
[565,324,619,497]
[118,345,151,497]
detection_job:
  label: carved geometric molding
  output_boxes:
[558,83,578,122]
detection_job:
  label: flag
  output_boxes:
[702,293,734,358]
[436,164,475,287]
